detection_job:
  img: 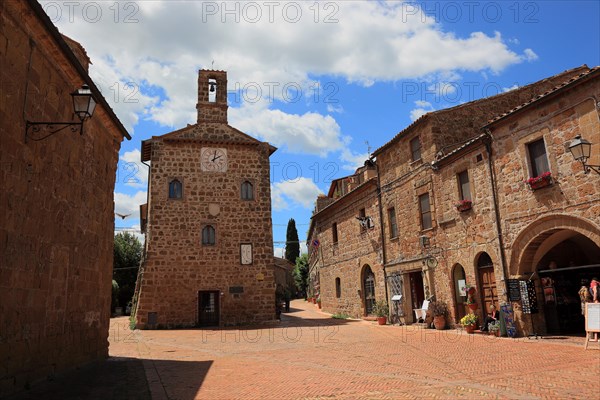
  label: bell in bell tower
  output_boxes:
[196,69,228,124]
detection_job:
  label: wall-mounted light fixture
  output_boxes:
[419,235,430,249]
[25,84,96,142]
[568,135,600,175]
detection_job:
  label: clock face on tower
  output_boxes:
[201,148,228,172]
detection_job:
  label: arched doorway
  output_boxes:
[476,253,498,315]
[452,264,467,323]
[362,265,376,316]
[510,215,600,336]
[532,233,600,334]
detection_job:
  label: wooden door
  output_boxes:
[478,267,498,313]
[198,290,220,327]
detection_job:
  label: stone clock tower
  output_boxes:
[134,69,277,328]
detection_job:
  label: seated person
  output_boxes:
[481,304,499,331]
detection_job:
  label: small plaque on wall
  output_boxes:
[229,286,244,294]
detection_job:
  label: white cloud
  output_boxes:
[410,100,435,121]
[271,178,323,211]
[327,104,344,114]
[340,149,370,171]
[522,48,539,62]
[503,84,520,93]
[119,149,148,188]
[49,1,536,129]
[230,100,344,156]
[114,190,147,217]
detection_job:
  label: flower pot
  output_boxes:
[527,175,553,190]
[468,303,478,311]
[456,201,472,212]
[464,324,476,334]
[317,301,322,309]
[377,316,387,325]
[433,315,446,330]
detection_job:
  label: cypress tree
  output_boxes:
[285,218,300,263]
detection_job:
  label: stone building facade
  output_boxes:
[371,66,595,328]
[134,70,277,328]
[482,67,600,336]
[308,163,386,318]
[0,0,129,395]
[310,65,599,335]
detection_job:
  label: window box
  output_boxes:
[455,199,472,212]
[525,172,553,190]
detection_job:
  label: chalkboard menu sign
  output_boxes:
[506,279,521,301]
[519,280,538,314]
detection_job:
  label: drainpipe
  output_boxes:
[483,130,510,299]
[373,158,390,310]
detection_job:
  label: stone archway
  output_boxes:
[509,215,600,335]
[361,265,376,316]
[451,264,467,323]
[509,215,600,277]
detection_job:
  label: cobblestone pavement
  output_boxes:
[9,300,600,399]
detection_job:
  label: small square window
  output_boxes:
[410,137,421,162]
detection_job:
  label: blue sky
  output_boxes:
[43,1,600,254]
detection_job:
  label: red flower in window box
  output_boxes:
[455,199,472,212]
[525,172,553,190]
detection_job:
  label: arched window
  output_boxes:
[335,277,341,298]
[241,181,254,200]
[169,179,182,199]
[202,225,216,245]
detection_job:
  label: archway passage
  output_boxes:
[362,266,376,316]
[532,232,600,335]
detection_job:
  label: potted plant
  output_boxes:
[460,313,478,334]
[455,199,472,212]
[430,301,449,330]
[465,285,478,311]
[317,296,322,309]
[488,320,501,337]
[373,299,389,325]
[525,171,553,190]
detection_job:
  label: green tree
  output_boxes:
[285,218,300,264]
[293,254,309,297]
[113,232,142,312]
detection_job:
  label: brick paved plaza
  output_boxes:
[9,299,600,399]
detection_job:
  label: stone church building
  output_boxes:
[134,70,277,328]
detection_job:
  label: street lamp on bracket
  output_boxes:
[25,84,97,143]
[568,135,600,175]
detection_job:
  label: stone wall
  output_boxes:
[311,181,385,318]
[488,73,600,335]
[0,0,125,395]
